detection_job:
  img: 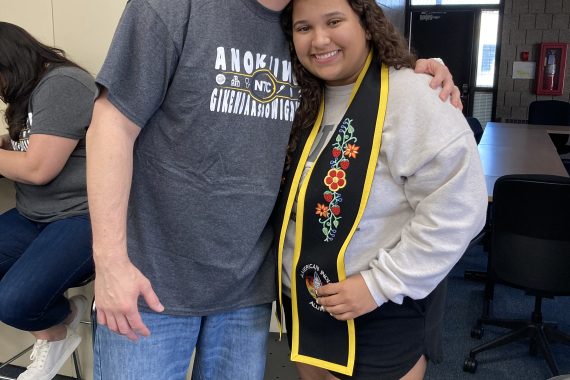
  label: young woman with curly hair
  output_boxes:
[275,1,488,379]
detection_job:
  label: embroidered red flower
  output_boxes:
[324,169,347,192]
[344,143,360,159]
[315,117,359,242]
[315,203,330,217]
[332,148,342,158]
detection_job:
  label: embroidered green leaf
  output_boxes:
[336,135,342,142]
[333,220,339,228]
[347,125,354,134]
[322,227,329,235]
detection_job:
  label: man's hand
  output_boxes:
[415,58,463,111]
[94,254,164,341]
[315,274,377,321]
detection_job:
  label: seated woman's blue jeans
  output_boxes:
[0,208,94,331]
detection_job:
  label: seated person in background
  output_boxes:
[0,22,96,380]
[275,0,488,379]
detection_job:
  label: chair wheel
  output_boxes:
[463,357,478,373]
[471,326,484,339]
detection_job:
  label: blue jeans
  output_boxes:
[0,208,93,331]
[93,303,272,380]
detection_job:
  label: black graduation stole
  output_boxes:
[276,53,389,375]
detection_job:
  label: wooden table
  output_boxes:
[464,122,570,281]
[478,122,570,200]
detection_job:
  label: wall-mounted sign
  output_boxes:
[512,61,536,79]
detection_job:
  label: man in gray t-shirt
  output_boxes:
[86,0,458,379]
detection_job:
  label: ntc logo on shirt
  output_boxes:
[12,112,32,152]
[210,47,299,121]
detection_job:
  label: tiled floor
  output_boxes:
[264,333,300,380]
[0,365,76,380]
[1,333,298,380]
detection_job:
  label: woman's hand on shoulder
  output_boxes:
[315,274,378,321]
[414,58,463,111]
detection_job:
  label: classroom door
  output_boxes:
[408,10,476,114]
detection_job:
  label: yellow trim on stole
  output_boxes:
[276,104,323,336]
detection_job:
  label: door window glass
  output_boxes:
[475,10,499,87]
[472,92,493,127]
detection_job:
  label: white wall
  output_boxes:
[0,0,126,130]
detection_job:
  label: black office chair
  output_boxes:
[464,174,570,376]
[462,116,488,281]
[528,100,570,156]
[466,116,484,145]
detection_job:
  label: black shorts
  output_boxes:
[282,279,447,380]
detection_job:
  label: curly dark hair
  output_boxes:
[0,22,82,140]
[281,0,416,171]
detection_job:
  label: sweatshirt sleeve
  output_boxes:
[359,69,488,306]
[362,132,487,305]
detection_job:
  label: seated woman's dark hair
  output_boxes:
[0,22,82,140]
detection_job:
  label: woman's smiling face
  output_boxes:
[291,0,370,86]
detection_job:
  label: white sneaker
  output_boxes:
[17,327,81,380]
[67,295,88,332]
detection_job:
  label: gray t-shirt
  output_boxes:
[97,0,299,315]
[14,66,97,222]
